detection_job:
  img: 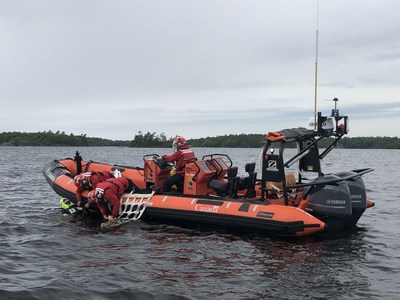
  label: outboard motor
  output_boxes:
[334,171,367,229]
[305,174,352,230]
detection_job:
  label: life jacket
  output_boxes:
[87,171,114,190]
[92,171,114,181]
[103,177,131,197]
[175,146,195,173]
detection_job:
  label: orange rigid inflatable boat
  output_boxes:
[43,111,374,237]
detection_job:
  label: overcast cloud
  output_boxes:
[1,0,399,140]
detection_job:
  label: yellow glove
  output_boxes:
[170,168,176,176]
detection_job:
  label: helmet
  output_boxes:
[74,175,83,187]
[95,188,105,201]
[74,173,91,187]
[87,190,97,203]
[172,136,186,151]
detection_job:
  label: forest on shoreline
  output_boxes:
[1,130,400,149]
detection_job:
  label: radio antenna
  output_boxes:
[313,0,319,130]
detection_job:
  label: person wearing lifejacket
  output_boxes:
[59,198,75,215]
[161,136,195,193]
[74,171,114,207]
[86,177,138,221]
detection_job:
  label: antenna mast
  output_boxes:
[313,0,319,130]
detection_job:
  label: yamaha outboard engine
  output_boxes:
[306,174,352,230]
[334,171,367,229]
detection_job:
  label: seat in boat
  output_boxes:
[239,162,257,198]
[208,167,238,197]
[208,163,257,198]
[227,162,257,198]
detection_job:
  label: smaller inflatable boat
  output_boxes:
[43,111,374,237]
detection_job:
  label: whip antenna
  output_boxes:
[313,0,319,130]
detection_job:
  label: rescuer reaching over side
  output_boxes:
[87,177,139,222]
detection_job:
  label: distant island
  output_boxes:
[1,130,399,149]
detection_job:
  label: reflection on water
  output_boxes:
[0,146,399,299]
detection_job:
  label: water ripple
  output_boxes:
[0,147,399,299]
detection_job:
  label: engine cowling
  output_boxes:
[306,174,352,230]
[334,171,367,229]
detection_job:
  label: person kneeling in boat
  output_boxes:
[160,136,195,193]
[74,171,114,207]
[86,177,138,222]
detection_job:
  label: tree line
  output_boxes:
[1,131,400,149]
[130,132,400,149]
[0,131,129,146]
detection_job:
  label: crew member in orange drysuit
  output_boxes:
[87,177,138,221]
[161,136,195,193]
[74,171,114,206]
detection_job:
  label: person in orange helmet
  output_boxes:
[87,177,138,221]
[74,171,114,207]
[160,136,195,193]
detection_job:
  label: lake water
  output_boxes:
[0,146,399,299]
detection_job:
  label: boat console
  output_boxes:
[143,154,172,190]
[183,159,217,195]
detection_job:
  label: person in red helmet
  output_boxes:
[86,177,138,221]
[74,170,114,207]
[161,136,195,193]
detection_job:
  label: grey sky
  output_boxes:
[1,0,399,140]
